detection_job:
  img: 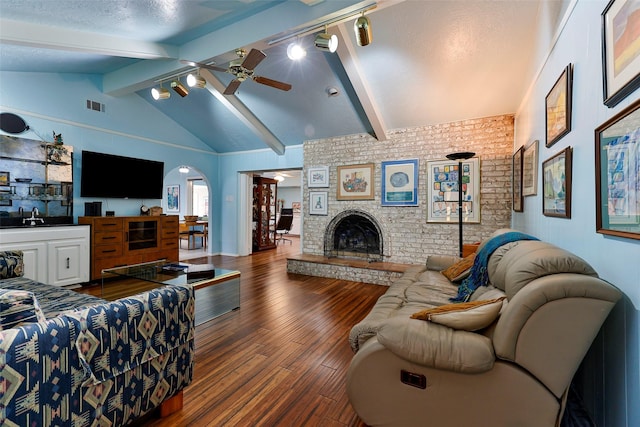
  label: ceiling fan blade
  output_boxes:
[253,76,292,91]
[241,48,266,71]
[179,59,227,73]
[223,79,242,95]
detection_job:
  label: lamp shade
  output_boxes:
[187,73,206,88]
[314,33,338,52]
[354,15,372,46]
[171,80,189,97]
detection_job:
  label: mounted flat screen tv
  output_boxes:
[80,150,164,199]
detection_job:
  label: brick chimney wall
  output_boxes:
[302,114,515,264]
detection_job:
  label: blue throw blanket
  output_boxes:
[450,231,539,302]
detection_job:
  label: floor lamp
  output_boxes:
[445,151,475,258]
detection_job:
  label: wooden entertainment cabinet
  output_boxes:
[79,215,179,281]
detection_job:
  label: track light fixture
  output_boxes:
[187,71,206,88]
[314,26,338,53]
[171,79,189,97]
[287,41,306,60]
[354,12,372,47]
[151,83,170,100]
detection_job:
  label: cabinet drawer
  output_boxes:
[94,244,123,259]
[162,228,179,239]
[95,231,123,245]
[161,216,179,226]
[162,239,178,250]
[93,218,124,232]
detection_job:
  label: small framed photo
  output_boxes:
[307,166,329,188]
[602,0,640,107]
[595,98,640,240]
[309,191,328,215]
[523,140,539,196]
[337,163,374,200]
[166,185,180,212]
[0,171,9,186]
[0,186,12,207]
[381,159,418,206]
[545,64,573,148]
[513,146,524,212]
[542,147,572,218]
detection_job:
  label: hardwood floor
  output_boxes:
[131,237,386,426]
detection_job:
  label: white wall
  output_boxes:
[514,1,639,425]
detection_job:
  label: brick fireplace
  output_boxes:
[324,210,383,262]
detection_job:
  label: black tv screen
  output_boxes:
[80,150,164,199]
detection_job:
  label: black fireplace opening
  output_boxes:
[324,210,383,261]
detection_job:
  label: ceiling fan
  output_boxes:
[181,48,292,95]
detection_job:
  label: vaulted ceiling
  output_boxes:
[0,0,569,154]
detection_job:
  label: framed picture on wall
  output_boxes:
[337,163,374,200]
[522,140,539,196]
[595,99,640,240]
[307,166,329,188]
[381,159,418,206]
[602,0,640,107]
[426,157,480,223]
[309,191,328,215]
[545,64,573,148]
[542,147,572,218]
[166,185,180,212]
[0,171,9,186]
[513,146,524,212]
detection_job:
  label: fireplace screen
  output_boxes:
[324,210,383,261]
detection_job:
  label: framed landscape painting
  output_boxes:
[337,164,374,200]
[595,99,640,240]
[542,147,572,218]
[381,159,418,206]
[545,64,573,148]
[426,157,480,223]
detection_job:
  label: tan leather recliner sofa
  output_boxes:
[347,229,621,426]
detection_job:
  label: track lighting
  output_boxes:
[287,42,306,60]
[354,12,372,47]
[171,79,189,97]
[314,26,338,53]
[151,84,170,100]
[187,72,206,88]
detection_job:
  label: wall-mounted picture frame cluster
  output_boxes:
[595,99,640,240]
[602,0,640,108]
[381,159,418,206]
[512,146,524,212]
[542,147,572,219]
[426,157,480,223]
[545,64,573,148]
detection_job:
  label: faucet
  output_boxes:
[23,207,44,226]
[18,207,24,217]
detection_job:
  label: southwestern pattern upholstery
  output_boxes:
[0,250,24,280]
[0,274,195,426]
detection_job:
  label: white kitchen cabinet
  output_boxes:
[0,225,90,286]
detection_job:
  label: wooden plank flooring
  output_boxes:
[79,237,387,426]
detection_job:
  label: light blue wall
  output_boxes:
[514,1,639,425]
[0,70,222,252]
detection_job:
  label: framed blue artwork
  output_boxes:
[381,159,418,206]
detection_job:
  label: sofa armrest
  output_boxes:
[426,255,460,271]
[376,316,495,373]
[65,284,195,385]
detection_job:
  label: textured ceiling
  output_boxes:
[0,0,569,154]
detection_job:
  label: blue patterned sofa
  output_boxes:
[0,250,195,426]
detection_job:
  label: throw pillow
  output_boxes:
[0,250,24,279]
[441,253,476,282]
[0,288,47,330]
[410,297,505,331]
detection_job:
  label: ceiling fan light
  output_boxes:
[151,86,170,100]
[287,42,306,60]
[354,14,372,47]
[171,79,189,97]
[314,33,338,53]
[179,166,190,174]
[187,73,206,88]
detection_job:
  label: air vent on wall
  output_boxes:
[86,99,105,112]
